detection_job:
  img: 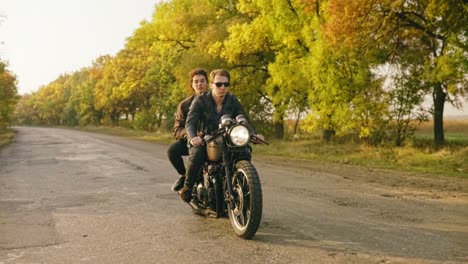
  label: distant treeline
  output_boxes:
[11,0,468,146]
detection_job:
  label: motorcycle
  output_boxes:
[184,114,267,239]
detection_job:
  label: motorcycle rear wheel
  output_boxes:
[228,160,263,239]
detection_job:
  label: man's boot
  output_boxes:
[179,186,192,203]
[171,175,185,192]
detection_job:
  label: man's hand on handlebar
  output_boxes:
[190,136,204,147]
[251,134,267,145]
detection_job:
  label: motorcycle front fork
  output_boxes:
[222,152,235,209]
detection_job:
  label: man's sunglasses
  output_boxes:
[213,82,230,88]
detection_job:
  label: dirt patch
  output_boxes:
[256,155,468,201]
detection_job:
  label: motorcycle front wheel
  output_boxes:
[228,160,263,239]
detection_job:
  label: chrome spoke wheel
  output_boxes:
[228,161,262,239]
[231,174,250,228]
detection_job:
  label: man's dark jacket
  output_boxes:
[172,95,195,140]
[185,91,253,142]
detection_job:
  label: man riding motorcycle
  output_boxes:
[179,69,264,202]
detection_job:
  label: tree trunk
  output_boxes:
[432,83,446,146]
[293,111,301,135]
[111,111,120,126]
[274,120,284,139]
[273,109,285,139]
[322,129,335,142]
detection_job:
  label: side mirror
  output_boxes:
[235,115,248,125]
[220,115,234,128]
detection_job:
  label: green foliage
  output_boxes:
[118,119,134,129]
[0,61,18,129]
[132,110,153,131]
[13,94,36,125]
[251,136,467,178]
[11,0,468,147]
[0,128,15,148]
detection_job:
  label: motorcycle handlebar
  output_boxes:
[203,128,224,143]
[251,134,269,145]
[203,130,269,145]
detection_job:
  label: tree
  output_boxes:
[132,0,235,130]
[387,66,429,146]
[94,55,126,126]
[322,0,468,145]
[214,0,314,138]
[30,75,69,126]
[13,94,37,125]
[78,60,106,125]
[0,61,18,130]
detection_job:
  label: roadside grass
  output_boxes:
[4,120,467,179]
[76,123,468,179]
[79,126,174,144]
[251,139,467,178]
[0,129,16,148]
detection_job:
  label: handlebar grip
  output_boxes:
[252,135,269,145]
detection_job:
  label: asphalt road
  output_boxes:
[0,127,467,264]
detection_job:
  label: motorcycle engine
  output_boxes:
[196,183,208,202]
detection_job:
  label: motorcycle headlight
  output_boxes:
[229,125,250,146]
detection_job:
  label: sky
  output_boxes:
[0,0,160,94]
[0,0,466,117]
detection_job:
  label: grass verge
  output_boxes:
[78,126,467,179]
[79,126,174,144]
[4,126,467,179]
[251,139,467,178]
[0,129,16,148]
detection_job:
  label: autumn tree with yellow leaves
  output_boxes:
[0,61,18,130]
[12,0,468,146]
